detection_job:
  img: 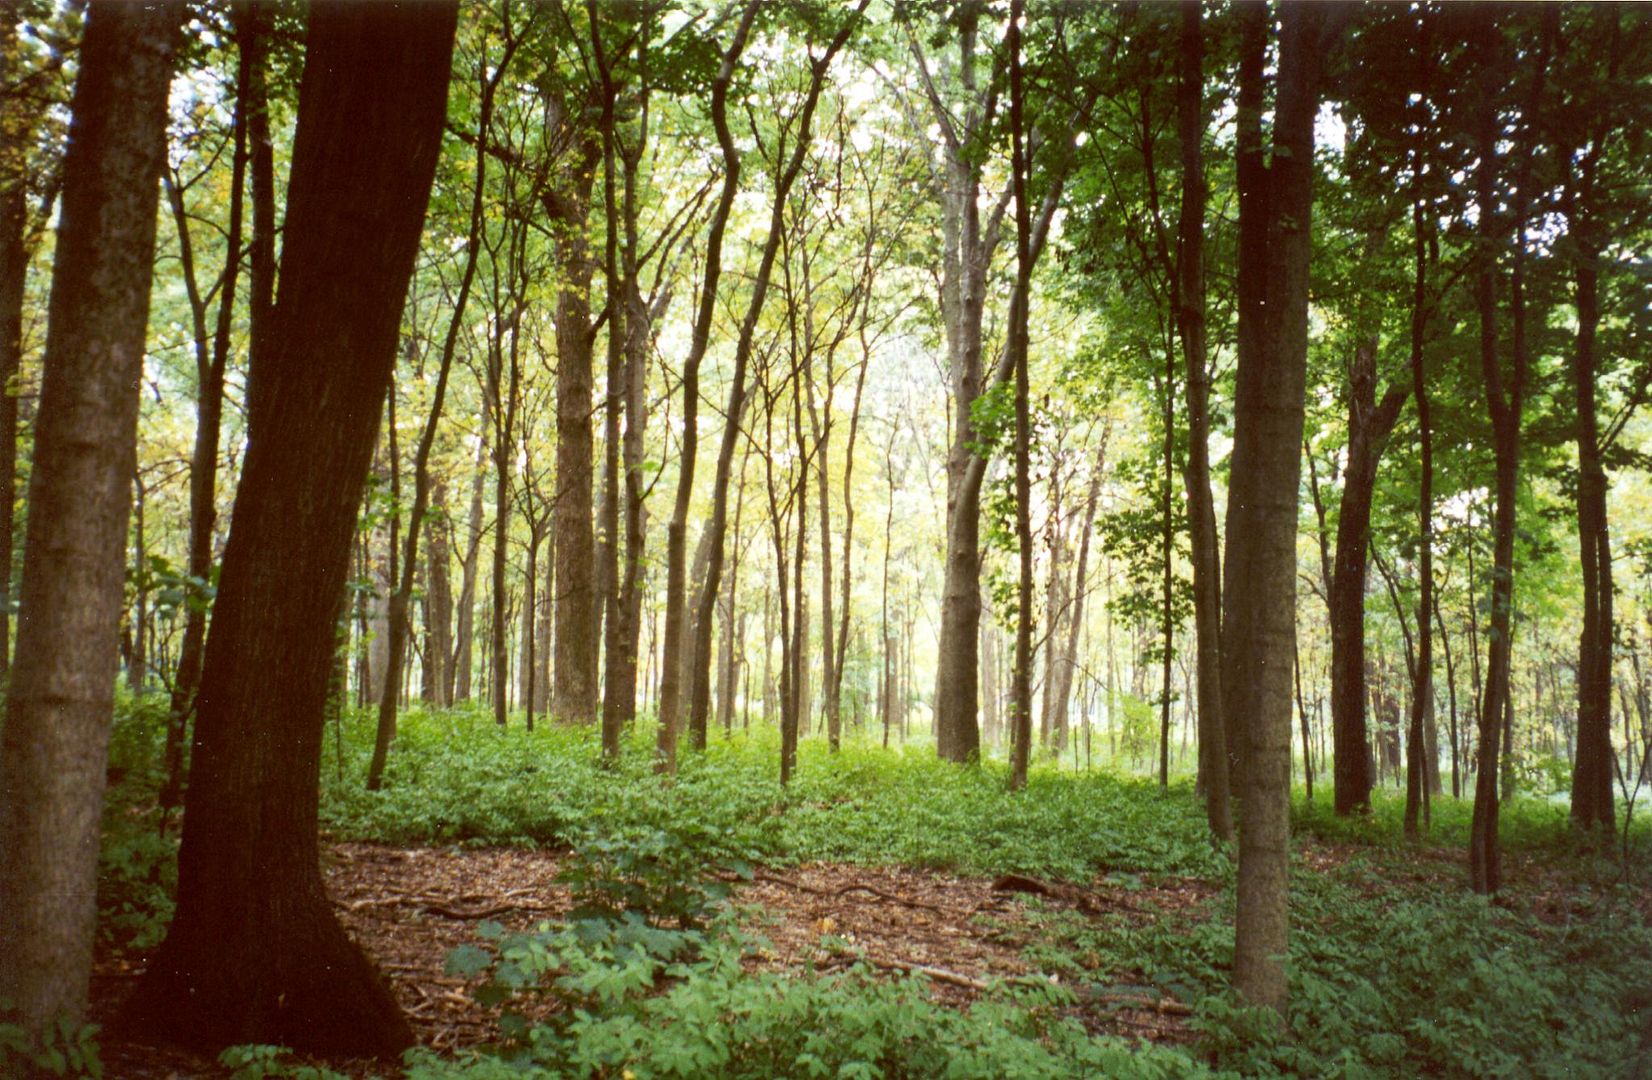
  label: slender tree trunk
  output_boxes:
[656,2,758,771]
[0,8,35,682]
[1177,3,1230,839]
[687,5,864,750]
[1049,439,1104,758]
[1405,189,1434,840]
[424,479,452,706]
[366,44,501,786]
[120,3,454,1054]
[1006,0,1034,793]
[160,15,250,804]
[0,3,177,1039]
[1470,12,1547,894]
[452,439,487,702]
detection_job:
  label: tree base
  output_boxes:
[117,896,412,1059]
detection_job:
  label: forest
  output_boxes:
[1,0,1650,1076]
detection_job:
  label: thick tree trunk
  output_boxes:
[0,0,178,1038]
[120,2,454,1055]
[551,143,599,726]
[1224,3,1327,1016]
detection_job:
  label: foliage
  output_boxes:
[318,706,1225,883]
[422,911,1212,1080]
[217,1044,349,1080]
[0,1012,102,1080]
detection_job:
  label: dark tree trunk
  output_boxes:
[1223,3,1328,1015]
[0,8,33,681]
[1405,187,1434,841]
[0,0,178,1037]
[1177,2,1231,840]
[1469,12,1548,895]
[1006,0,1034,793]
[1568,153,1615,834]
[119,3,455,1055]
[1329,339,1408,816]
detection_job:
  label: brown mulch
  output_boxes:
[89,843,1213,1078]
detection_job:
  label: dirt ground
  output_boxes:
[89,841,1209,1078]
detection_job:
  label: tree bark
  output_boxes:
[159,11,250,806]
[1469,11,1548,895]
[1567,139,1615,834]
[1405,186,1434,841]
[366,41,504,787]
[656,1,758,772]
[1006,0,1034,793]
[1177,2,1231,841]
[687,5,864,754]
[551,139,599,726]
[120,3,455,1054]
[1329,341,1408,816]
[1224,2,1328,1016]
[0,0,178,1038]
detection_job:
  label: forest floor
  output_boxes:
[87,832,1640,1079]
[89,840,1212,1077]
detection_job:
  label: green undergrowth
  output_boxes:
[86,699,1652,1078]
[317,705,1226,882]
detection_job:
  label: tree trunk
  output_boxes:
[1568,159,1615,834]
[656,2,758,771]
[160,11,250,804]
[1469,12,1547,894]
[1224,2,1327,1016]
[551,141,599,726]
[120,2,454,1055]
[687,5,863,751]
[1405,187,1434,841]
[1006,0,1034,793]
[1329,340,1408,816]
[0,0,178,1038]
[452,438,487,702]
[1177,2,1231,840]
[366,41,502,786]
[1049,438,1105,758]
[424,479,453,706]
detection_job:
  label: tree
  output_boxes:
[0,0,179,1040]
[120,1,457,1054]
[1176,1,1230,839]
[1223,1,1332,1014]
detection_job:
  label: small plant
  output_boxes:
[218,1043,350,1080]
[0,1012,103,1080]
